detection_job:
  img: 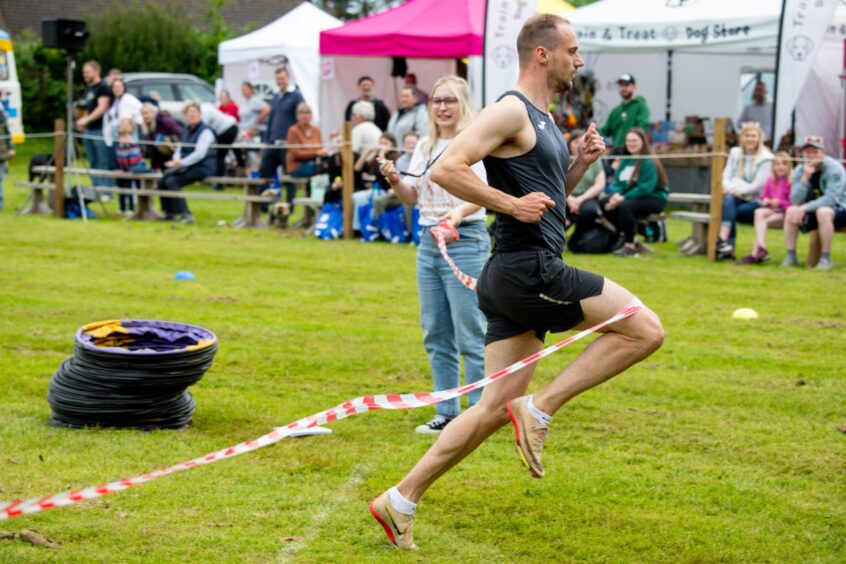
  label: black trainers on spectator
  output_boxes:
[179,213,195,225]
[415,416,454,434]
[716,239,734,255]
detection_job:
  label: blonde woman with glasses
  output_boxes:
[379,76,490,434]
[716,121,773,259]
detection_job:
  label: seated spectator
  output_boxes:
[200,102,243,182]
[285,102,328,207]
[737,152,793,265]
[351,101,382,155]
[354,132,398,187]
[344,75,391,131]
[603,128,669,257]
[565,129,607,253]
[716,122,773,259]
[239,82,268,139]
[218,89,240,122]
[139,103,182,171]
[114,118,151,214]
[395,131,419,172]
[387,87,427,143]
[374,131,418,228]
[157,102,217,224]
[781,136,846,270]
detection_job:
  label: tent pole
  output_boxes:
[666,49,673,122]
[482,0,490,107]
[772,0,788,147]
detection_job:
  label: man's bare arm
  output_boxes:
[430,97,554,224]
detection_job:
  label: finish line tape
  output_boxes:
[0,227,639,521]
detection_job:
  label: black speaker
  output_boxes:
[42,19,89,52]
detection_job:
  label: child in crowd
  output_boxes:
[115,118,151,213]
[737,151,793,265]
[0,108,14,212]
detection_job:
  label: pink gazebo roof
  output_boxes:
[319,0,485,58]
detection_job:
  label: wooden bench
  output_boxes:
[20,166,275,227]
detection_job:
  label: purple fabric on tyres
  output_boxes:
[76,320,217,356]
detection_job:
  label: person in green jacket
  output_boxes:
[600,73,651,151]
[603,127,668,257]
[0,109,14,212]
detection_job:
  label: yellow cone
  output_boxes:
[732,308,759,320]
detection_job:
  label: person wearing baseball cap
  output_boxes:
[600,72,651,151]
[781,135,846,270]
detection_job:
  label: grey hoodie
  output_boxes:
[790,155,846,212]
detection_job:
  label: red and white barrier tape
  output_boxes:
[0,227,640,521]
[429,222,478,291]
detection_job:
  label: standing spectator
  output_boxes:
[350,101,383,155]
[387,87,428,143]
[599,73,650,152]
[716,122,773,259]
[139,103,182,171]
[0,108,14,211]
[737,152,793,265]
[75,61,112,188]
[158,102,217,224]
[344,75,391,131]
[285,102,327,207]
[199,102,242,181]
[259,68,305,183]
[405,74,429,105]
[603,128,669,257]
[239,82,268,138]
[565,129,607,253]
[114,119,151,214]
[782,136,846,270]
[739,82,773,143]
[103,78,142,149]
[218,90,240,122]
[379,75,489,433]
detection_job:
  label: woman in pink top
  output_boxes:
[737,152,793,264]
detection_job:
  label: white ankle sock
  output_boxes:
[526,395,552,427]
[388,486,416,515]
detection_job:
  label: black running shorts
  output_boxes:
[477,250,605,345]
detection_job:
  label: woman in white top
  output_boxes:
[380,76,489,434]
[103,78,142,148]
[717,122,773,258]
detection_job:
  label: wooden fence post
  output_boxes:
[53,119,65,219]
[342,121,354,239]
[707,117,727,261]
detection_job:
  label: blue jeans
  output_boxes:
[0,162,6,211]
[721,194,759,243]
[417,221,490,418]
[82,129,112,187]
[286,160,317,206]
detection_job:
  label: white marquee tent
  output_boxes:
[217,3,343,123]
[568,0,846,155]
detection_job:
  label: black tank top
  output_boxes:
[483,90,570,255]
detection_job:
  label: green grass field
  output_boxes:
[0,139,844,562]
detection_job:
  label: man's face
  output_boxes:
[618,82,635,100]
[359,79,374,98]
[802,146,824,165]
[399,89,416,110]
[546,23,583,93]
[276,71,290,91]
[82,64,98,85]
[241,84,251,98]
[753,83,766,103]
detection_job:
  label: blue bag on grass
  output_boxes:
[314,202,343,240]
[411,208,422,246]
[377,205,408,244]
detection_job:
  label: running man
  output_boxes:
[369,14,665,549]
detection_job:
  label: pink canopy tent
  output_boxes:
[318,0,487,131]
[319,0,485,58]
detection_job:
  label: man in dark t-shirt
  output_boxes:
[75,61,112,188]
[368,15,665,550]
[344,75,391,131]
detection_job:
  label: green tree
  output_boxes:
[14,30,69,133]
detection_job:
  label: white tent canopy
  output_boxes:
[217,3,342,123]
[568,0,846,155]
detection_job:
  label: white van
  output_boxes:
[0,29,24,143]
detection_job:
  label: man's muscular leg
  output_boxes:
[396,332,543,502]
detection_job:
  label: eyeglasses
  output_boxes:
[431,97,459,107]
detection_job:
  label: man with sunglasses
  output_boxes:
[369,14,665,550]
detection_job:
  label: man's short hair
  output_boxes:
[358,75,374,85]
[275,67,289,76]
[517,14,569,65]
[241,81,254,92]
[83,60,101,74]
[351,100,375,122]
